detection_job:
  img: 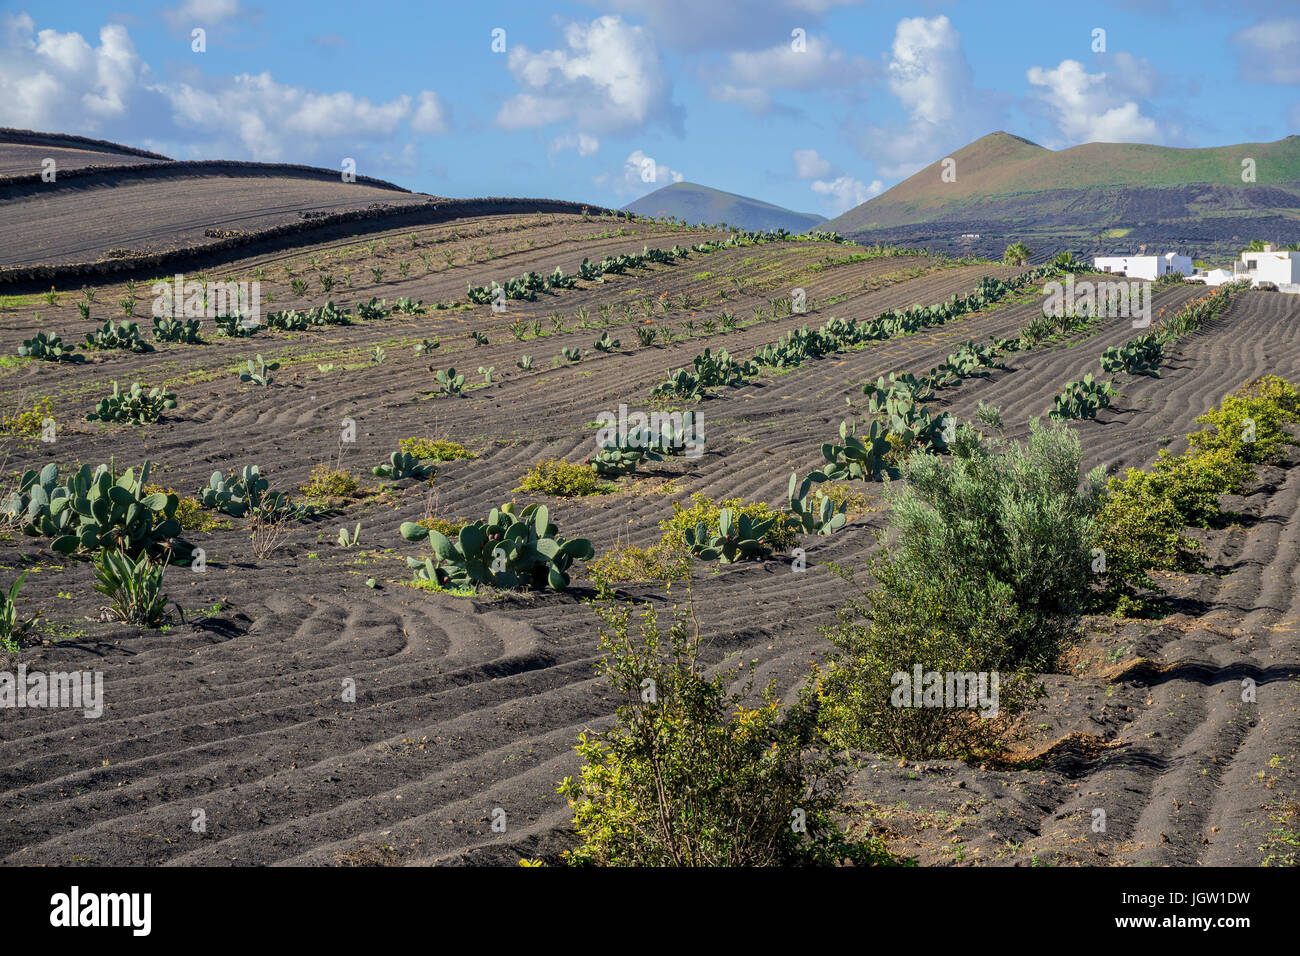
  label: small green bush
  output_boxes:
[399,437,477,461]
[885,421,1102,669]
[660,493,797,552]
[560,592,899,867]
[1189,393,1298,465]
[517,459,607,497]
[300,465,360,499]
[817,561,1044,759]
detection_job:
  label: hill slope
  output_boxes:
[826,132,1300,259]
[624,181,824,232]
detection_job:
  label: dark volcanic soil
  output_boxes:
[0,213,1297,866]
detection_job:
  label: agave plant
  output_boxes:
[0,573,40,649]
[93,548,169,626]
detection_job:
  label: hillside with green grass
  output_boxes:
[624,181,825,233]
[824,133,1300,260]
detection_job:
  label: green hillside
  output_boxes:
[827,132,1300,232]
[624,181,824,233]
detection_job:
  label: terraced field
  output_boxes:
[0,208,1296,867]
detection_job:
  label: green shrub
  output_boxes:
[817,561,1044,759]
[560,592,898,866]
[661,493,797,552]
[882,421,1101,669]
[589,542,688,584]
[300,465,360,500]
[1094,470,1200,611]
[517,459,607,497]
[1189,393,1298,465]
[2,397,53,438]
[399,437,476,461]
[145,485,219,532]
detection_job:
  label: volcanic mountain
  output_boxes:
[624,181,825,232]
[824,131,1300,261]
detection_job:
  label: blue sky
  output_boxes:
[2,0,1297,216]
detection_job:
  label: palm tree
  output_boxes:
[1003,241,1032,266]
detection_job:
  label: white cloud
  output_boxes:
[793,147,878,214]
[707,33,873,114]
[793,148,832,179]
[887,15,968,126]
[1026,59,1159,144]
[549,132,600,156]
[497,16,680,136]
[1231,18,1300,84]
[0,14,152,130]
[855,15,1000,180]
[411,90,450,134]
[163,0,243,29]
[811,175,881,214]
[590,0,866,52]
[0,13,451,167]
[166,74,421,161]
[598,149,684,197]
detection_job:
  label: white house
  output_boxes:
[1236,245,1300,291]
[1194,268,1236,287]
[1093,252,1193,281]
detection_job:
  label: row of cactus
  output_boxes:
[199,465,310,519]
[354,297,388,320]
[926,340,1002,388]
[1049,373,1118,421]
[86,381,177,424]
[264,300,355,330]
[19,331,83,363]
[468,231,847,308]
[1100,333,1164,378]
[85,319,153,353]
[2,460,191,561]
[153,316,204,343]
[652,347,755,398]
[392,297,425,315]
[649,265,1065,402]
[215,313,257,337]
[400,502,594,591]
